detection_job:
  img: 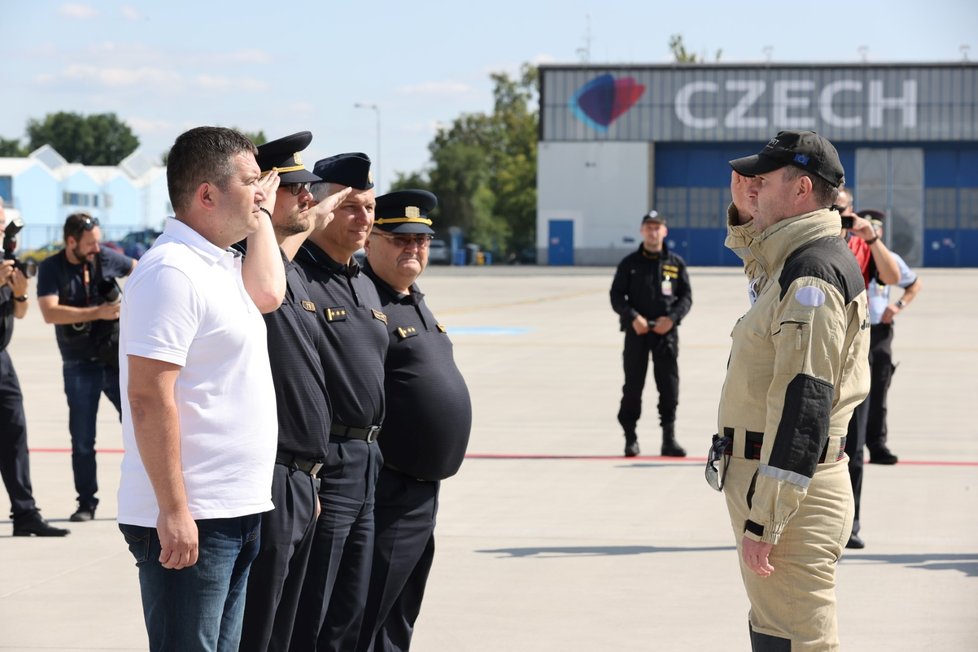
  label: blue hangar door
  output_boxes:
[548,219,574,265]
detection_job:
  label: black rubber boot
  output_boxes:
[660,424,686,457]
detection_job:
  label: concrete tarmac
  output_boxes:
[1,266,976,651]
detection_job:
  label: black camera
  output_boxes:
[841,216,855,229]
[3,216,38,279]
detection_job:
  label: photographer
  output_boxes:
[36,212,136,523]
[0,198,69,536]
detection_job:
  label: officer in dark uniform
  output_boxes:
[610,210,692,458]
[235,131,333,652]
[357,189,472,652]
[0,200,69,537]
[291,153,389,652]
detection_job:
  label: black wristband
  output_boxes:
[258,206,272,220]
[865,236,879,245]
[14,295,27,302]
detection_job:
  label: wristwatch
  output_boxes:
[14,295,27,302]
[895,299,906,309]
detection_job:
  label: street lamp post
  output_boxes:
[354,102,380,191]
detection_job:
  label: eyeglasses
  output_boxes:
[374,233,433,248]
[280,182,311,196]
[705,434,732,492]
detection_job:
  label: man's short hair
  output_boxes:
[782,166,840,208]
[63,211,99,243]
[166,127,257,215]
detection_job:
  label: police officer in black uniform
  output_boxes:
[291,153,389,652]
[610,210,692,458]
[235,131,340,652]
[0,199,69,537]
[357,190,472,652]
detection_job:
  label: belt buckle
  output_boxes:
[365,425,381,443]
[309,462,324,477]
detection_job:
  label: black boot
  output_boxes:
[660,424,686,457]
[623,432,640,457]
[13,512,70,537]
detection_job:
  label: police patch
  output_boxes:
[794,286,826,307]
[301,300,316,312]
[371,309,388,324]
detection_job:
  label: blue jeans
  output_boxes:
[62,359,121,507]
[120,514,262,652]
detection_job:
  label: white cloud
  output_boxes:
[59,3,97,18]
[55,64,182,88]
[120,5,142,21]
[396,81,473,96]
[213,50,272,65]
[191,75,267,93]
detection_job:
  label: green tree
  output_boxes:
[0,136,27,157]
[401,64,538,258]
[26,111,139,165]
[669,34,722,63]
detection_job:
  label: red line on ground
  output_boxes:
[28,449,978,467]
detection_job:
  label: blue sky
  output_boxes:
[2,0,975,192]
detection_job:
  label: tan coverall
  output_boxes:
[719,208,870,651]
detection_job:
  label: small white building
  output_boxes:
[0,146,169,250]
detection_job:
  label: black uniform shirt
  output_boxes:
[263,254,332,459]
[364,262,472,481]
[295,241,387,429]
[610,243,693,332]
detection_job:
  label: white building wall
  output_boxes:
[537,141,651,265]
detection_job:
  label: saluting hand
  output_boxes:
[308,186,353,231]
[258,169,281,216]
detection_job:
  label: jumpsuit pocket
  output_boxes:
[119,524,152,565]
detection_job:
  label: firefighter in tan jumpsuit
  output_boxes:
[719,131,870,651]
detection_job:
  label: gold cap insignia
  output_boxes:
[405,206,420,219]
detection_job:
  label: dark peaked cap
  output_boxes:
[255,131,321,183]
[374,189,437,234]
[313,153,374,190]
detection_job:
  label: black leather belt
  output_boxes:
[275,452,324,477]
[722,428,846,463]
[330,423,381,443]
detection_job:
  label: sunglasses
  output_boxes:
[705,434,732,492]
[80,215,100,230]
[374,233,433,248]
[280,182,311,196]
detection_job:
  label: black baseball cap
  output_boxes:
[255,131,321,184]
[374,189,437,234]
[729,130,845,188]
[641,210,666,225]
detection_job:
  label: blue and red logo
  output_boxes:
[570,74,646,132]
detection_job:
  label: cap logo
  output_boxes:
[405,206,420,219]
[368,171,374,183]
[793,153,810,165]
[294,152,303,166]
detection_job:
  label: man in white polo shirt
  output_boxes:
[117,126,283,651]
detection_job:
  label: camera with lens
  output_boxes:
[841,216,855,229]
[3,216,38,278]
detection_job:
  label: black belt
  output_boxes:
[330,423,381,443]
[275,452,324,477]
[722,428,846,463]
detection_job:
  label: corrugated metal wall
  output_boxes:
[539,64,978,266]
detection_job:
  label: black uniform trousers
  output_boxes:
[617,329,679,440]
[0,350,38,522]
[865,323,896,452]
[240,462,319,652]
[845,390,870,536]
[291,437,383,652]
[357,466,438,652]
